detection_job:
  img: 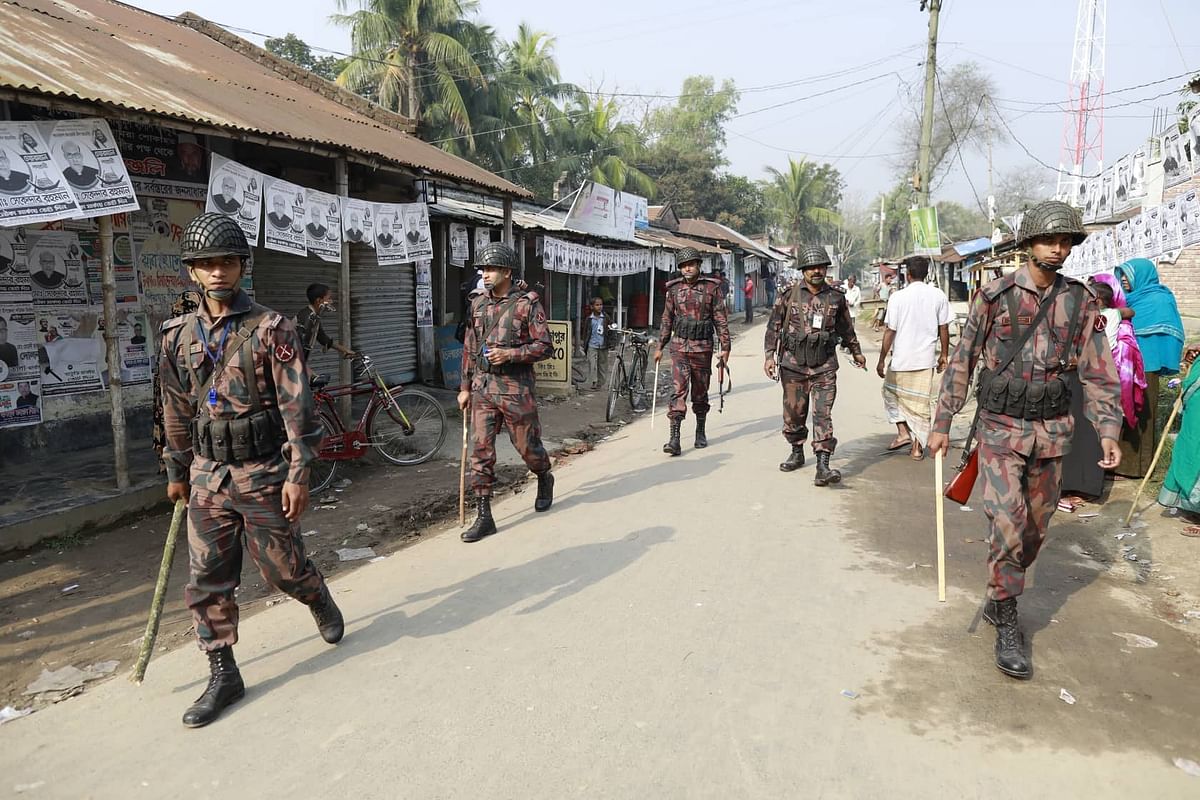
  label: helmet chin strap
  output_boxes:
[205,288,236,301]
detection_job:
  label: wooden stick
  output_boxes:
[935,451,946,603]
[1124,391,1185,527]
[130,499,186,685]
[459,408,469,526]
[651,361,660,430]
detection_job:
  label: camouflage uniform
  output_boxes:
[933,268,1121,601]
[160,289,327,650]
[459,286,552,495]
[764,283,862,454]
[658,275,731,420]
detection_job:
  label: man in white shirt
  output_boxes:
[844,275,862,315]
[876,256,951,460]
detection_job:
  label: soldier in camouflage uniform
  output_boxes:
[159,213,343,728]
[928,200,1121,679]
[764,244,865,484]
[458,242,554,543]
[655,247,731,456]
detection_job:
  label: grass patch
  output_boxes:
[41,529,94,551]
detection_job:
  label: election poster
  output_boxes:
[304,188,342,263]
[1188,106,1200,177]
[0,377,41,429]
[1162,127,1192,188]
[34,308,105,396]
[1095,168,1114,220]
[416,260,433,328]
[45,118,140,217]
[113,121,208,201]
[565,181,646,242]
[263,176,307,257]
[205,153,262,246]
[1179,189,1200,248]
[0,121,82,226]
[1163,197,1184,253]
[135,199,203,328]
[474,227,493,256]
[110,310,151,386]
[79,230,140,306]
[1112,155,1134,214]
[400,203,433,261]
[373,202,408,266]
[0,228,31,302]
[341,198,374,247]
[449,223,469,265]
[1143,206,1164,259]
[27,230,89,306]
[0,302,37,381]
[909,207,941,257]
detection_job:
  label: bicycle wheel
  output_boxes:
[309,412,340,494]
[606,359,626,422]
[627,350,648,412]
[368,387,449,465]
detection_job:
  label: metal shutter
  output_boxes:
[349,244,416,384]
[250,250,343,379]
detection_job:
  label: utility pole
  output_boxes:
[878,194,886,257]
[916,0,942,210]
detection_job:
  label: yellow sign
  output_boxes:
[534,320,571,386]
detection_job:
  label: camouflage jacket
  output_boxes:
[932,267,1121,458]
[658,275,731,354]
[159,290,321,491]
[764,282,862,376]
[460,287,551,395]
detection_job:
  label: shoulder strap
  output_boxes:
[993,280,1064,380]
[1057,283,1088,370]
[480,294,522,345]
[201,310,271,413]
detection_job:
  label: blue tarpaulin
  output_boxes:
[952,237,994,257]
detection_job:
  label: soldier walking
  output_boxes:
[458,242,555,542]
[159,213,343,728]
[655,247,731,456]
[764,245,865,484]
[927,200,1121,679]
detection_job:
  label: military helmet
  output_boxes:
[796,243,831,270]
[675,247,703,267]
[474,241,519,271]
[180,212,251,263]
[1016,200,1087,247]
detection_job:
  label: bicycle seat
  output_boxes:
[311,374,330,390]
[631,333,649,345]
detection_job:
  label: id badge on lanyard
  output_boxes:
[811,310,824,330]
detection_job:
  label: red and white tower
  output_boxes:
[1057,0,1106,203]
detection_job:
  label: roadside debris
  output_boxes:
[336,547,377,562]
[355,523,370,532]
[1111,632,1158,649]
[1058,688,1076,705]
[61,584,80,594]
[840,689,859,700]
[333,478,353,489]
[23,661,119,695]
[0,706,33,725]
[1174,758,1200,778]
[369,504,392,513]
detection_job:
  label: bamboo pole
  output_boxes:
[459,408,469,526]
[935,451,946,602]
[130,499,186,684]
[99,216,129,489]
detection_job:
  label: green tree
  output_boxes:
[935,200,988,243]
[555,94,654,196]
[264,33,349,82]
[765,157,843,250]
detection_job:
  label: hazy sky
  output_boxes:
[132,0,1199,212]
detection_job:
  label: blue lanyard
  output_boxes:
[196,320,232,366]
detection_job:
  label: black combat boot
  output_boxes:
[182,647,245,728]
[461,496,497,542]
[694,415,708,449]
[309,588,344,644]
[813,452,841,486]
[663,419,682,456]
[779,445,805,472]
[534,470,555,512]
[986,597,1031,678]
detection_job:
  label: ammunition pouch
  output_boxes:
[978,369,1071,421]
[476,350,519,376]
[782,330,835,367]
[672,317,714,341]
[193,409,286,463]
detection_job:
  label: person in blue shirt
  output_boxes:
[581,296,612,390]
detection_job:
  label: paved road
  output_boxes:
[4,326,1197,798]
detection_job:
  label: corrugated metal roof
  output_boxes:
[635,227,726,255]
[0,0,529,197]
[677,218,777,260]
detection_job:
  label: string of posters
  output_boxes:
[541,236,648,276]
[1063,188,1200,279]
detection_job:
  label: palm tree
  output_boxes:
[331,0,487,143]
[555,94,655,196]
[765,157,841,250]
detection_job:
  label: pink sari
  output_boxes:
[1091,274,1147,427]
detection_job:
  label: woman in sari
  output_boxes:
[1111,259,1185,478]
[1159,345,1200,536]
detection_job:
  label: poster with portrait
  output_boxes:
[79,230,140,307]
[111,310,151,386]
[1179,188,1200,248]
[399,203,433,260]
[372,202,408,266]
[112,121,208,201]
[27,230,88,306]
[0,121,81,226]
[0,302,37,381]
[45,118,139,217]
[1188,106,1200,177]
[262,176,307,257]
[1129,147,1147,205]
[1113,218,1133,262]
[0,377,41,428]
[0,228,31,302]
[205,153,262,246]
[34,307,105,396]
[304,188,341,263]
[474,227,493,257]
[1094,167,1114,220]
[1162,128,1191,188]
[1080,177,1098,224]
[1143,206,1164,259]
[340,198,374,248]
[415,260,433,329]
[1112,155,1134,214]
[449,223,469,265]
[1162,197,1184,253]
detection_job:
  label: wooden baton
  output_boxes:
[459,407,469,526]
[935,451,946,603]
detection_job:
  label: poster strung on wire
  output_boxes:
[44,118,140,218]
[27,230,89,306]
[1178,188,1200,248]
[262,176,307,257]
[474,227,493,256]
[373,202,408,266]
[449,223,469,265]
[34,307,105,397]
[400,203,434,261]
[909,207,941,257]
[416,260,433,328]
[564,181,646,242]
[341,198,373,247]
[205,153,262,246]
[0,122,82,227]
[304,188,342,263]
[0,228,31,302]
[1162,126,1192,188]
[0,377,41,429]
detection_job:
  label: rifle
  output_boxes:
[716,356,732,413]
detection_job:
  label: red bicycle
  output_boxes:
[309,354,448,493]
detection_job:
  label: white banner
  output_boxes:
[0,122,82,226]
[262,177,307,256]
[341,198,374,247]
[205,154,262,246]
[304,188,341,263]
[45,118,140,218]
[564,181,648,242]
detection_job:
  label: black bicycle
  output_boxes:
[606,327,650,422]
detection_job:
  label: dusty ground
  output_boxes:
[0,376,651,711]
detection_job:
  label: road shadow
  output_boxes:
[546,454,732,514]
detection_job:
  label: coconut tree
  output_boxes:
[765,157,843,250]
[554,94,655,196]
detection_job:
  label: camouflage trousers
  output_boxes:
[469,391,551,496]
[781,369,838,453]
[667,350,712,421]
[186,480,327,651]
[978,442,1063,600]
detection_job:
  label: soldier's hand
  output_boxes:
[281,481,309,522]
[719,349,730,367]
[926,432,950,458]
[853,354,867,370]
[1098,437,1122,470]
[486,347,510,365]
[764,356,777,381]
[457,390,470,411]
[166,481,188,503]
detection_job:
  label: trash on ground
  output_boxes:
[61,584,80,594]
[1174,758,1200,778]
[369,556,387,563]
[840,689,859,700]
[369,504,392,512]
[1129,519,1149,530]
[1077,513,1099,519]
[319,494,338,504]
[302,529,319,537]
[16,630,34,640]
[1112,632,1158,649]
[23,661,119,695]
[333,478,353,488]
[906,562,917,570]
[316,505,338,511]
[0,706,33,725]
[1184,610,1200,620]
[1124,553,1140,562]
[959,505,972,512]
[264,597,284,607]
[1115,532,1137,540]
[336,547,377,562]
[355,523,369,532]
[1059,688,1076,705]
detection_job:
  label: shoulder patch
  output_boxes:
[524,290,541,303]
[979,272,1018,302]
[665,277,684,287]
[160,315,189,333]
